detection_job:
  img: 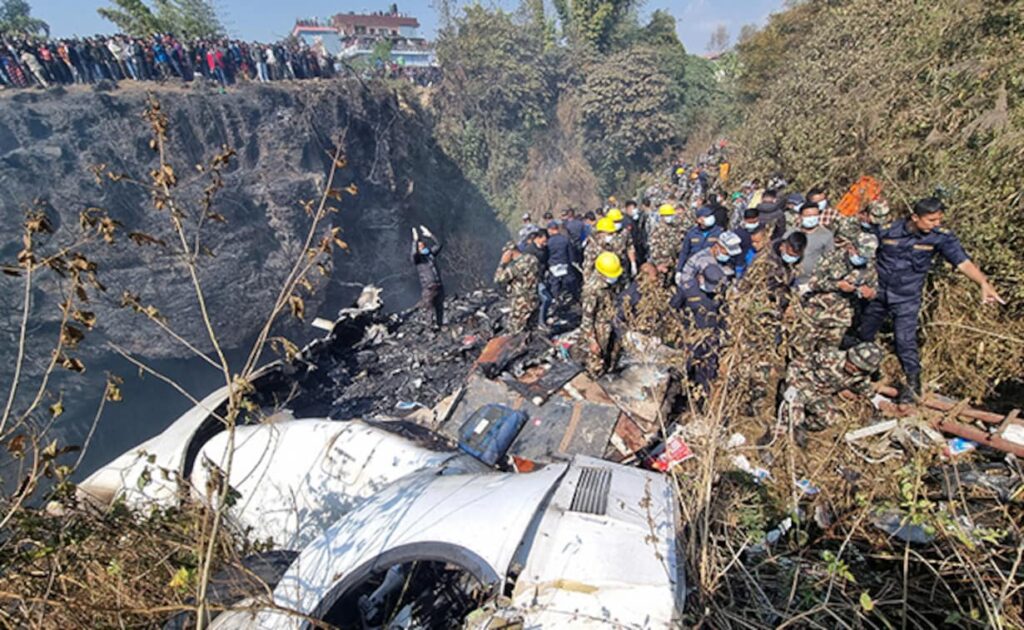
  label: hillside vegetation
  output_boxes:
[722,0,1024,400]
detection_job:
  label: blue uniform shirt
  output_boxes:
[876,218,969,304]
[546,233,574,266]
[676,224,723,271]
[670,281,722,330]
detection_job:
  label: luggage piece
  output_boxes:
[458,404,529,466]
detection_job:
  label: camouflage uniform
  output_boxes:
[583,229,631,281]
[790,247,878,357]
[646,217,686,271]
[579,274,622,377]
[784,347,875,430]
[494,250,542,335]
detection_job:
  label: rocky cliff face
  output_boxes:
[0,80,505,356]
[0,80,507,467]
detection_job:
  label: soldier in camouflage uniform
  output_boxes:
[646,204,686,279]
[834,199,891,244]
[783,342,882,431]
[494,230,547,335]
[583,217,631,282]
[580,252,625,377]
[790,232,879,358]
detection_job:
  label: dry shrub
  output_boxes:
[0,498,244,627]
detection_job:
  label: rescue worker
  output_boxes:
[734,207,760,256]
[857,197,1003,402]
[782,192,806,234]
[516,213,540,245]
[545,220,578,307]
[676,206,723,275]
[790,232,878,358]
[584,216,629,282]
[756,189,786,239]
[494,230,547,335]
[647,204,685,279]
[580,252,625,377]
[677,231,742,288]
[605,207,637,276]
[806,187,839,229]
[625,199,649,264]
[410,225,444,329]
[673,265,727,399]
[783,342,883,432]
[835,198,891,244]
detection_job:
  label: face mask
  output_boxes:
[817,200,828,210]
[630,209,639,219]
[698,280,710,293]
[420,247,430,256]
[701,216,716,228]
[664,216,675,224]
[849,254,867,267]
[744,222,759,231]
[605,276,619,285]
[715,253,731,263]
[604,235,614,244]
[860,220,873,229]
[613,222,622,231]
[801,216,820,229]
[782,252,801,264]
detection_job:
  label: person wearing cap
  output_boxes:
[676,206,723,274]
[783,192,806,234]
[834,198,891,244]
[672,265,727,400]
[789,202,836,286]
[783,342,883,433]
[790,232,879,358]
[545,220,578,310]
[756,189,786,239]
[495,230,547,335]
[857,197,1003,403]
[516,213,541,247]
[646,203,685,280]
[580,252,626,377]
[677,231,742,289]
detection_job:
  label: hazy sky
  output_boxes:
[35,0,786,53]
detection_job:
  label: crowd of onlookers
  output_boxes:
[0,33,440,90]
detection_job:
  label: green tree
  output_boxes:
[552,0,637,53]
[0,0,49,37]
[434,4,556,222]
[98,0,223,38]
[577,46,678,190]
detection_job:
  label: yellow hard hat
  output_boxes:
[595,217,617,233]
[675,167,684,175]
[595,252,623,279]
[606,208,624,222]
[658,204,676,216]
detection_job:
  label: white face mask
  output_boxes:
[605,276,619,285]
[664,216,676,224]
[817,199,828,211]
[802,216,820,229]
[701,216,716,228]
[782,252,800,264]
[604,235,614,244]
[849,254,867,267]
[744,222,759,231]
[715,252,731,263]
[613,222,622,231]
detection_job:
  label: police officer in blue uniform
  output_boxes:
[676,206,723,276]
[672,265,726,400]
[858,197,1003,402]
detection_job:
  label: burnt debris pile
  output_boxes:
[285,289,567,421]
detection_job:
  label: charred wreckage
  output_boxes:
[80,286,1023,629]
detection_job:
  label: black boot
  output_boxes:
[896,373,921,404]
